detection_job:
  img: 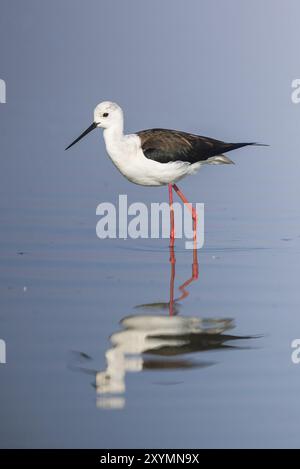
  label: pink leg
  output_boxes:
[168,183,175,248]
[172,184,198,277]
[169,245,176,317]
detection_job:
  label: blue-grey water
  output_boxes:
[1,0,300,449]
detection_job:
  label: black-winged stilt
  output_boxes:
[65,101,265,246]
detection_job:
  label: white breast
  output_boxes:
[103,131,202,186]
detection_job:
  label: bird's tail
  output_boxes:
[206,142,268,165]
[207,155,235,165]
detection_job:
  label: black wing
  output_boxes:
[137,128,255,164]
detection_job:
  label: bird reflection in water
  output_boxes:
[90,245,254,410]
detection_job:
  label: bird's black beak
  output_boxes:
[65,122,97,150]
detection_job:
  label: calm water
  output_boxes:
[1,192,300,449]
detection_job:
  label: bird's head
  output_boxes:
[94,101,123,129]
[65,101,123,150]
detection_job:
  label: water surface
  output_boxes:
[0,194,299,448]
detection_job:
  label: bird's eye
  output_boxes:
[103,112,109,117]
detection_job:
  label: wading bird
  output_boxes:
[66,101,265,246]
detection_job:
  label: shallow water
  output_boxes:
[1,192,300,449]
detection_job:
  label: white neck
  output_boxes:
[103,120,124,145]
[102,118,130,167]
